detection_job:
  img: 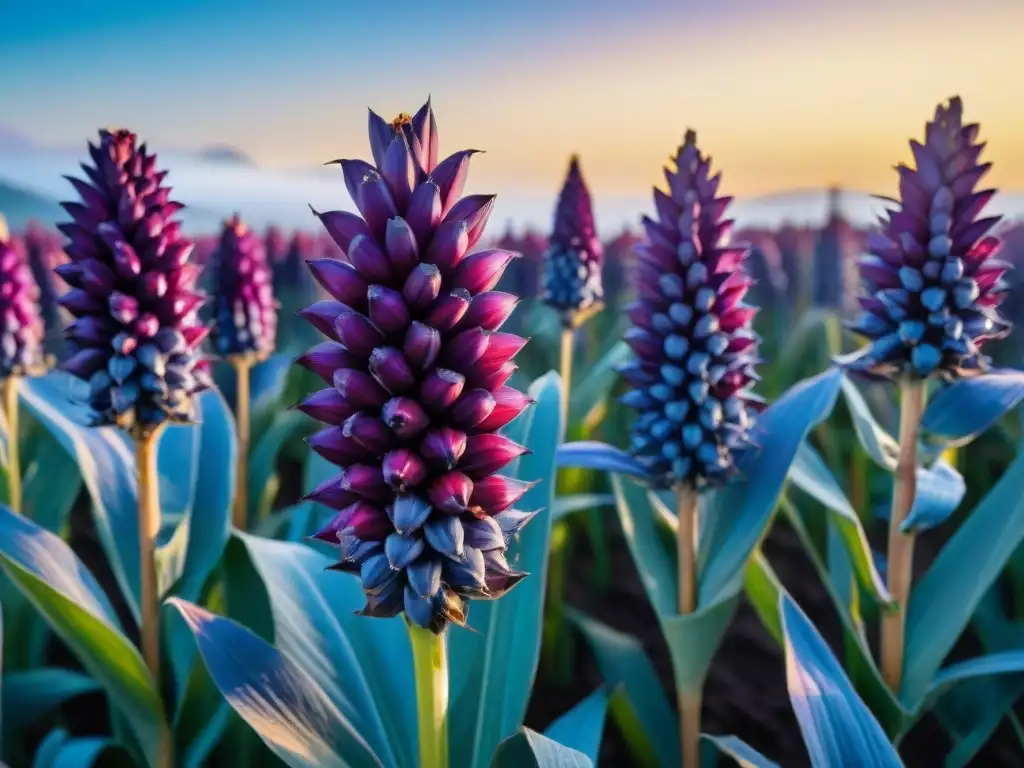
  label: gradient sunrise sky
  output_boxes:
[3,0,1022,199]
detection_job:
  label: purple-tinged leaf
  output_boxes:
[922,369,1024,445]
[900,460,966,533]
[555,441,649,478]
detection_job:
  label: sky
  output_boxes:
[3,0,1024,200]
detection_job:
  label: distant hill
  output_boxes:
[0,125,34,152]
[0,180,63,229]
[196,145,254,166]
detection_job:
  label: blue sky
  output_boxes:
[3,0,1023,196]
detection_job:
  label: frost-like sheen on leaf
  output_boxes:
[297,100,534,633]
[841,97,1011,380]
[56,129,212,433]
[211,214,277,361]
[621,130,761,489]
[0,216,46,378]
[542,155,604,319]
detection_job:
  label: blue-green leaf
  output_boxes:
[450,372,564,768]
[926,651,1024,704]
[903,446,1024,707]
[568,340,630,431]
[932,590,1024,767]
[552,493,616,522]
[160,390,236,602]
[248,410,307,523]
[0,507,167,768]
[610,477,676,616]
[774,501,906,738]
[921,369,1024,445]
[21,433,83,534]
[556,441,648,478]
[701,734,780,768]
[1,669,99,731]
[899,460,965,534]
[543,688,608,763]
[568,610,677,767]
[168,598,381,768]
[781,595,904,768]
[700,368,843,604]
[840,376,899,471]
[251,353,293,414]
[42,736,131,768]
[19,375,140,618]
[491,729,591,768]
[232,533,408,768]
[788,440,892,607]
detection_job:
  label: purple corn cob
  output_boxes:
[298,101,533,633]
[842,96,1010,379]
[57,129,211,435]
[212,214,277,361]
[542,155,603,319]
[0,217,46,378]
[623,131,761,489]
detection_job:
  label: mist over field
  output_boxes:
[5,135,1023,235]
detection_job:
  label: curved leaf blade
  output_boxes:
[701,734,780,768]
[551,493,615,523]
[567,340,630,431]
[903,446,1024,706]
[450,372,564,768]
[840,376,899,471]
[556,441,648,478]
[233,534,406,768]
[610,476,675,616]
[1,669,100,732]
[567,610,678,767]
[0,507,166,768]
[921,369,1024,445]
[788,441,892,607]
[168,598,381,768]
[19,374,139,618]
[248,411,306,523]
[927,651,1024,703]
[543,688,608,763]
[899,460,965,534]
[700,368,843,604]
[491,729,591,768]
[781,595,904,768]
[48,737,132,768]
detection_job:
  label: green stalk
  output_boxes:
[677,485,700,768]
[880,378,927,692]
[3,376,20,514]
[559,326,574,423]
[135,422,172,768]
[409,624,449,768]
[232,357,252,532]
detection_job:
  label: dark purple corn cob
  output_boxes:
[842,96,1010,379]
[623,131,761,489]
[211,214,277,361]
[542,155,603,320]
[57,129,211,435]
[0,217,46,378]
[298,101,533,633]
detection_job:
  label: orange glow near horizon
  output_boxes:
[257,2,1024,199]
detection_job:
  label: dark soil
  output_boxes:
[21,478,1024,767]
